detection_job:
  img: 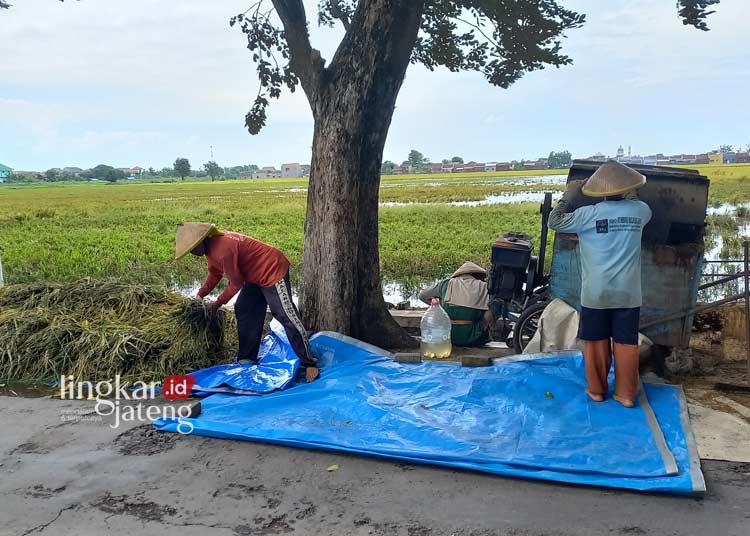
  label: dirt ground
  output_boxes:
[1,392,749,536]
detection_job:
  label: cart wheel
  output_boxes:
[512,301,548,354]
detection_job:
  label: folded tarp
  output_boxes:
[188,320,299,395]
[155,332,704,494]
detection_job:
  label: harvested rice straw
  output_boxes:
[0,279,236,382]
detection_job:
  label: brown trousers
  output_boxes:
[584,340,639,403]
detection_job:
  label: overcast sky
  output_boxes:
[1,0,747,171]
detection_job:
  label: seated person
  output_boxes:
[419,262,494,347]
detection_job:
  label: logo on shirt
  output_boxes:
[596,219,609,234]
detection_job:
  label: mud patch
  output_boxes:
[294,501,317,520]
[113,425,180,456]
[94,492,177,522]
[617,527,647,535]
[353,515,372,526]
[252,513,294,534]
[25,484,67,499]
[703,461,750,486]
[10,441,45,455]
[212,482,267,500]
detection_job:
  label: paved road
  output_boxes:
[1,396,748,536]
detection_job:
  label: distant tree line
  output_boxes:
[381,149,574,174]
[7,159,264,184]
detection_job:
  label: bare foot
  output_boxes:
[585,389,604,402]
[614,395,635,408]
[305,366,320,383]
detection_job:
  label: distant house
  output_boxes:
[496,162,512,171]
[430,163,443,173]
[0,163,13,183]
[723,152,737,164]
[708,152,723,165]
[484,162,497,172]
[281,163,303,178]
[252,166,281,179]
[393,162,412,175]
[118,166,143,178]
[523,160,549,171]
[465,163,485,173]
[736,152,750,164]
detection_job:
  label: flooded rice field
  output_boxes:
[162,175,746,307]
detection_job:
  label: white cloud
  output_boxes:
[0,0,747,169]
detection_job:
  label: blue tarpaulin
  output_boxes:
[188,320,299,395]
[155,331,704,494]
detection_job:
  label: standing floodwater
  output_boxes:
[420,298,452,359]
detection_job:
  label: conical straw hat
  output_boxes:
[582,161,646,198]
[452,261,487,278]
[175,222,224,260]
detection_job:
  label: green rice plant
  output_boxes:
[0,164,748,287]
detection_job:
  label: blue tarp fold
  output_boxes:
[188,320,299,395]
[155,331,704,494]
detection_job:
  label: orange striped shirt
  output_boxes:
[197,232,290,305]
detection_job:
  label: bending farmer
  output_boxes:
[175,222,318,382]
[548,162,652,407]
[419,262,494,346]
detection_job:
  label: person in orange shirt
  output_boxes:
[175,222,318,382]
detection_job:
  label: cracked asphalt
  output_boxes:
[1,395,749,536]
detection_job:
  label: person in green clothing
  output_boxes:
[418,262,495,346]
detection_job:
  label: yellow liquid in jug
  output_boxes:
[420,339,452,360]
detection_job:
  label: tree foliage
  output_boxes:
[407,149,431,173]
[204,160,223,181]
[103,168,126,183]
[677,0,720,31]
[381,160,396,174]
[174,158,191,181]
[230,1,719,136]
[547,150,572,169]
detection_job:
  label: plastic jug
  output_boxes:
[420,298,452,359]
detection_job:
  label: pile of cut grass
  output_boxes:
[0,278,235,382]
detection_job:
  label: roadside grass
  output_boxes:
[0,164,747,287]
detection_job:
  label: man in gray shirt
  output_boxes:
[549,162,652,408]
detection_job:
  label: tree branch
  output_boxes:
[330,0,351,31]
[677,0,720,31]
[271,0,325,97]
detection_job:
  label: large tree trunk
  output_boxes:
[300,0,425,347]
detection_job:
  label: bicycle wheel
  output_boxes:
[512,301,547,354]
